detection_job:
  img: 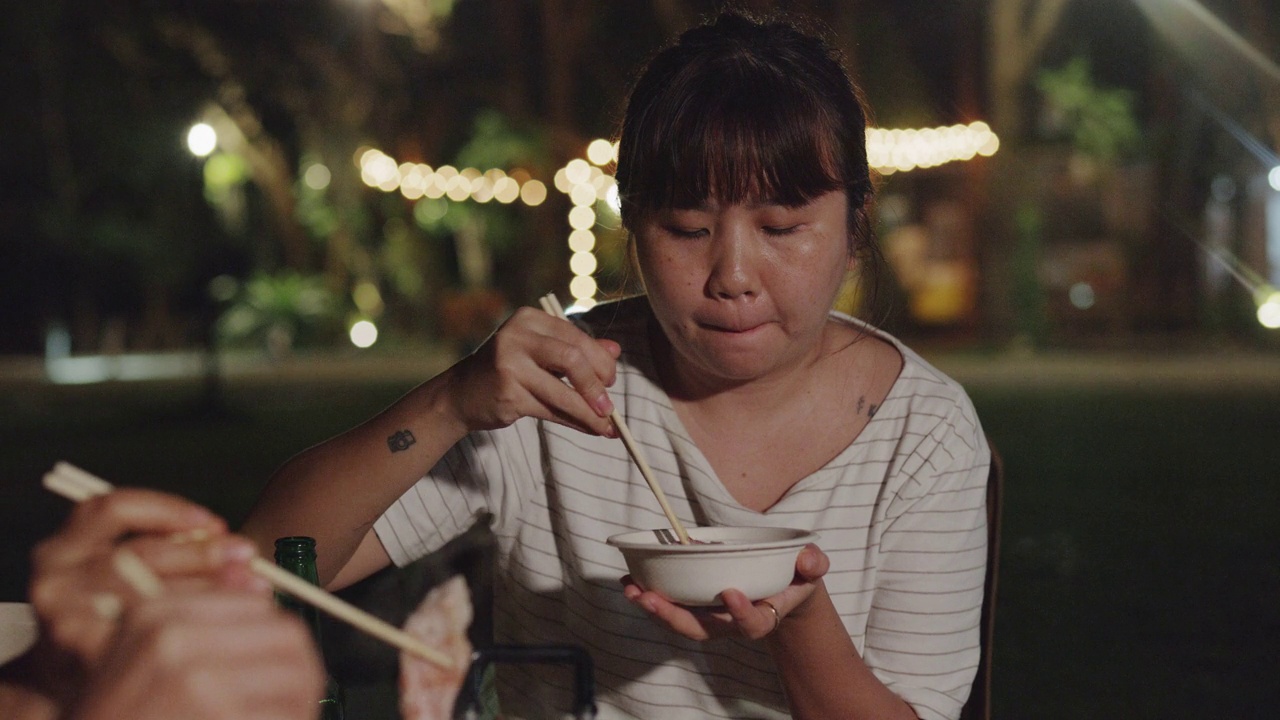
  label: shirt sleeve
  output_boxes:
[866,398,990,720]
[374,423,539,567]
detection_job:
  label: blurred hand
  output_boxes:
[65,591,324,720]
[28,489,264,671]
[622,543,830,641]
[445,306,621,437]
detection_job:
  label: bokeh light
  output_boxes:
[303,163,331,190]
[187,123,217,157]
[349,320,378,348]
[586,138,615,166]
[520,179,547,206]
[1257,291,1280,329]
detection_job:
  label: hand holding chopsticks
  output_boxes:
[538,293,693,545]
[42,462,454,669]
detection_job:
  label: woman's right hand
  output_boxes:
[65,591,324,720]
[445,306,621,437]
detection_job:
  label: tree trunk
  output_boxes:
[987,0,1071,139]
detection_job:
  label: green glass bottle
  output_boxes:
[274,536,346,720]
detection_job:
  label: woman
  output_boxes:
[242,10,989,720]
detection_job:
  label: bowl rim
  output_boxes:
[606,526,818,553]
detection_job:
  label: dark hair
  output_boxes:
[615,10,875,245]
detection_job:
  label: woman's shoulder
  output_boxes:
[573,296,656,353]
[829,311,980,423]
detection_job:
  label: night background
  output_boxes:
[2,1,1279,718]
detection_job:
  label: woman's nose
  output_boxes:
[705,230,757,299]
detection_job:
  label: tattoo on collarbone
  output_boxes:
[855,395,879,419]
[387,429,416,453]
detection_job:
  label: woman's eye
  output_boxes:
[665,226,707,238]
[762,225,800,236]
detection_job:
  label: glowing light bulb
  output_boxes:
[303,164,331,190]
[520,179,548,206]
[569,274,598,300]
[570,183,597,207]
[493,177,520,203]
[349,320,378,348]
[568,229,595,253]
[187,123,217,157]
[569,251,598,276]
[1258,292,1280,329]
[565,159,591,185]
[568,206,596,230]
[586,139,615,166]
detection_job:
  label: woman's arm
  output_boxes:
[239,307,622,586]
[767,582,917,720]
[238,370,470,586]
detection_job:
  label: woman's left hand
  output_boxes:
[621,543,829,641]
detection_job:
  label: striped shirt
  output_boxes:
[375,298,989,720]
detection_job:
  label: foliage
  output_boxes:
[216,272,342,355]
[1036,57,1142,162]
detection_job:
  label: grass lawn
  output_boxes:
[2,369,1277,718]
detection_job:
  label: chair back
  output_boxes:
[959,440,1003,720]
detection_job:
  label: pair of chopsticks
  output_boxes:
[538,293,692,545]
[42,462,453,669]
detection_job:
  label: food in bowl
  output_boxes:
[607,526,819,606]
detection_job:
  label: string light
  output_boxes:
[351,122,998,309]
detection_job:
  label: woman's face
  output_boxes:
[635,189,854,391]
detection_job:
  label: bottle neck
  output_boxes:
[273,536,322,637]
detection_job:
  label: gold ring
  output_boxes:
[759,600,781,634]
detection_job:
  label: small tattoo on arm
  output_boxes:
[856,396,865,413]
[868,403,879,418]
[388,429,416,453]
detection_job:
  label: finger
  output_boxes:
[794,543,829,581]
[216,560,273,595]
[123,534,257,580]
[522,359,618,437]
[528,306,621,383]
[111,599,322,720]
[118,590,263,638]
[719,589,777,640]
[38,490,226,570]
[597,338,622,363]
[30,552,149,660]
[631,590,712,641]
[526,309,618,409]
[202,623,324,718]
[532,330,618,421]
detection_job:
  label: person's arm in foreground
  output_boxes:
[65,591,323,720]
[239,307,620,587]
[2,487,322,720]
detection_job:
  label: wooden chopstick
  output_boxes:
[42,467,165,597]
[538,293,693,544]
[42,463,454,669]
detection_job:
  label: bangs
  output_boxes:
[621,60,846,219]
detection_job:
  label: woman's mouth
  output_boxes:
[700,321,766,334]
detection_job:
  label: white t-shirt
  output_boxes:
[375,298,989,720]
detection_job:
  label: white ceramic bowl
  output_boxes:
[607,526,819,606]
